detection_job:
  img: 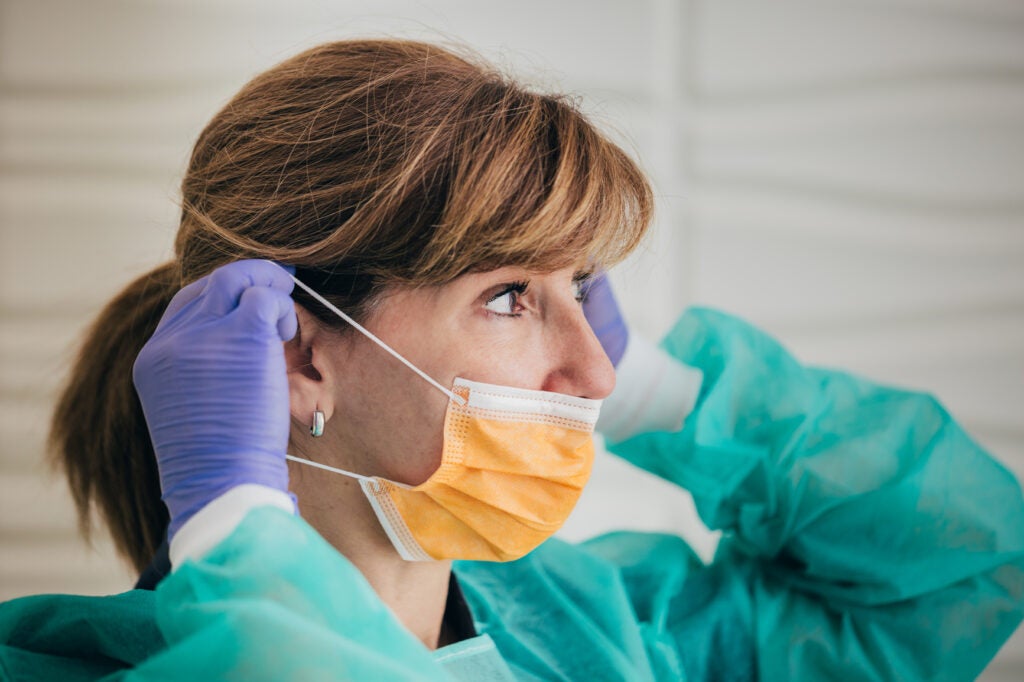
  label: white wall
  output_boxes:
[2,0,1022,677]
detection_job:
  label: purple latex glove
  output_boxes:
[581,273,629,368]
[133,260,298,539]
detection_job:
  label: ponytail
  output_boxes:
[49,262,179,574]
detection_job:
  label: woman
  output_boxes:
[1,39,1022,680]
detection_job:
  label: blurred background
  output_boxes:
[1,0,1022,677]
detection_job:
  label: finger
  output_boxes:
[580,272,609,304]
[157,275,211,327]
[200,260,295,317]
[277,296,298,341]
[247,259,296,292]
[581,274,619,326]
[235,286,299,341]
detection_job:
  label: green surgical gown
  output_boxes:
[2,307,1022,680]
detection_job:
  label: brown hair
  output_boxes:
[50,39,653,573]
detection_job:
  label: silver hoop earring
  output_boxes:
[310,410,325,438]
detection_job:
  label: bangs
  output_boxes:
[415,83,653,281]
[187,39,654,312]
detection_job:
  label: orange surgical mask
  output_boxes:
[286,277,602,562]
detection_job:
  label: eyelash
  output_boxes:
[572,276,589,303]
[485,281,529,317]
[484,275,590,318]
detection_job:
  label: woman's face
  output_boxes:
[305,265,615,486]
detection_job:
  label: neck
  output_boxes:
[289,464,452,650]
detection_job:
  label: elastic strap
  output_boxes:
[292,276,465,406]
[285,454,371,481]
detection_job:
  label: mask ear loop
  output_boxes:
[283,455,415,490]
[291,276,466,406]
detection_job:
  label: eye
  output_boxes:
[484,281,528,317]
[572,274,592,304]
[571,280,584,303]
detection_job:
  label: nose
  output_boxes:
[540,304,617,400]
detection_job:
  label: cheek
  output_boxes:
[371,371,449,486]
[452,330,551,390]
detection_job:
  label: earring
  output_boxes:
[310,410,325,438]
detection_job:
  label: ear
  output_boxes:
[285,304,338,427]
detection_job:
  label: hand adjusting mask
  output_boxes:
[286,277,602,563]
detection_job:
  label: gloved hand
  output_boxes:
[581,272,629,368]
[133,260,298,539]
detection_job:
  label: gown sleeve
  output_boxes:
[127,506,453,681]
[604,307,1024,681]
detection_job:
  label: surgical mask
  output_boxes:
[285,277,602,562]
